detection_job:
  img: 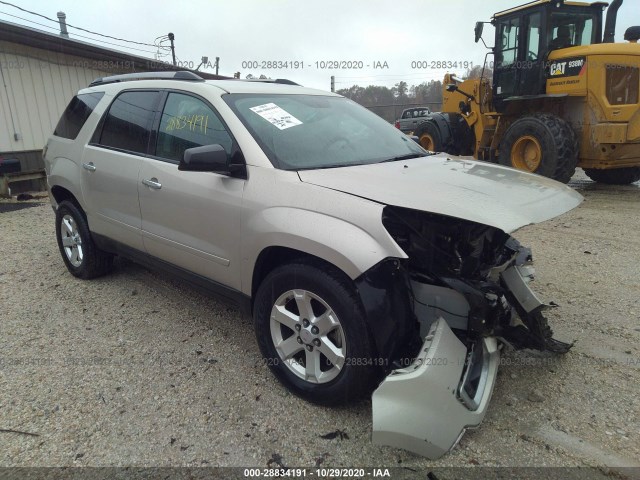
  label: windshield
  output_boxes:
[223,94,427,170]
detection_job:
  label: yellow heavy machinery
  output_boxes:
[415,0,640,183]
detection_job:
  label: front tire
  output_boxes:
[583,167,640,185]
[253,262,378,405]
[499,114,578,183]
[416,120,443,152]
[55,200,113,279]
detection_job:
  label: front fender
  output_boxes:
[242,206,406,294]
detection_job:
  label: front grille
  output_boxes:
[606,65,639,105]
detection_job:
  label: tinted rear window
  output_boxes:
[98,91,159,154]
[54,92,104,140]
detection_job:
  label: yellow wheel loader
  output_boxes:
[414,0,640,184]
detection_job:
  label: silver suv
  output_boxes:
[44,71,582,459]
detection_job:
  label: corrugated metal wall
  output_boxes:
[0,40,129,155]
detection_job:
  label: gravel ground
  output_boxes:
[0,171,639,476]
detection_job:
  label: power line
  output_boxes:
[153,35,172,51]
[0,10,159,55]
[0,0,157,47]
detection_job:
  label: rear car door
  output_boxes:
[82,90,161,250]
[138,91,245,290]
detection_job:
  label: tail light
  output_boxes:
[395,121,400,129]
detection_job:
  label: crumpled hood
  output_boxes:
[298,155,583,233]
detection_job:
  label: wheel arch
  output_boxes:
[48,156,86,211]
[242,206,406,296]
[243,202,417,365]
[251,246,352,304]
[51,185,81,210]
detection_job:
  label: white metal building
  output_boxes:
[0,18,222,173]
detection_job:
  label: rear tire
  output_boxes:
[583,167,640,185]
[253,262,378,405]
[55,200,113,279]
[499,114,578,183]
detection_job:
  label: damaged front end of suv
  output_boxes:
[370,206,573,459]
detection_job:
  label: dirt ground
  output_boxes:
[0,171,639,477]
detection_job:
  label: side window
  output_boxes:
[526,13,541,59]
[499,18,520,66]
[98,91,159,154]
[54,92,104,140]
[580,19,594,45]
[155,92,233,162]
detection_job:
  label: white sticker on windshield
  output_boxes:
[250,103,302,130]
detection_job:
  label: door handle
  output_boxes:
[82,162,96,172]
[142,178,162,190]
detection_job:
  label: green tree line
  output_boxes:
[337,80,443,123]
[336,65,492,123]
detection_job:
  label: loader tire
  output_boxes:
[499,114,578,183]
[583,167,640,185]
[415,119,443,152]
[414,113,474,156]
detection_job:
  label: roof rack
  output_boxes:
[89,70,204,87]
[242,78,301,86]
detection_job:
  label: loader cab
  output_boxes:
[491,0,605,111]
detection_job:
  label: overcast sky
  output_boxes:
[3,0,639,91]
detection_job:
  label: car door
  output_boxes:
[82,90,161,250]
[138,91,245,290]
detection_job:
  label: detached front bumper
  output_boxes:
[372,318,500,459]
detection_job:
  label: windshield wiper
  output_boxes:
[378,153,431,163]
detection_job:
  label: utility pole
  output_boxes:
[168,32,176,66]
[215,57,220,75]
[330,76,335,92]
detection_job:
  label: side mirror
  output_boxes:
[179,144,229,173]
[179,143,246,178]
[474,21,484,43]
[446,83,458,92]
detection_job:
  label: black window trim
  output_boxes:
[88,88,163,158]
[88,87,245,167]
[146,88,244,166]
